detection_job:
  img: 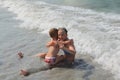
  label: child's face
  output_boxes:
[58,30,67,41]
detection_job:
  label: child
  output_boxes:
[43,28,61,66]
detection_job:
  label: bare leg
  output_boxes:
[34,53,46,59]
[20,64,51,76]
[54,55,65,64]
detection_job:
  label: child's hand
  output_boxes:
[70,39,73,44]
[58,41,64,49]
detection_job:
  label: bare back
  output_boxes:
[45,41,59,57]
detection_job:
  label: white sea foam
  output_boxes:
[0,0,120,79]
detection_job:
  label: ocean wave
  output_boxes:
[0,0,120,80]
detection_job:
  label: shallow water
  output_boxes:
[0,7,114,80]
[38,0,120,13]
[0,0,120,80]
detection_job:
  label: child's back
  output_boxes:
[46,40,59,57]
[44,28,59,65]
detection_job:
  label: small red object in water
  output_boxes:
[18,52,23,59]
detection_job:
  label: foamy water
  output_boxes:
[0,0,120,80]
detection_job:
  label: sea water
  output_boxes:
[0,0,120,80]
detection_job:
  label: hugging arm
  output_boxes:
[59,40,76,55]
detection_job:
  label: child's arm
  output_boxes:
[62,39,73,44]
[58,39,73,48]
